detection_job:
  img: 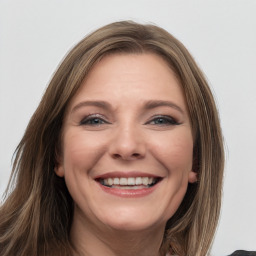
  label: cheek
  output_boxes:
[151,130,193,170]
[62,131,108,171]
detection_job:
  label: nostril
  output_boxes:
[113,153,121,159]
[111,152,142,160]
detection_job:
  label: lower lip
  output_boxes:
[97,182,160,198]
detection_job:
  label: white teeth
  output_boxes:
[108,178,113,186]
[120,178,127,185]
[113,178,119,185]
[101,177,156,187]
[128,177,135,185]
[135,177,142,185]
[142,177,149,185]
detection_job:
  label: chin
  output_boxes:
[95,206,168,233]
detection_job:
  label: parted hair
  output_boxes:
[0,21,224,256]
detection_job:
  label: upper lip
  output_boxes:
[94,171,162,180]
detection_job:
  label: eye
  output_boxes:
[80,114,110,126]
[146,115,180,126]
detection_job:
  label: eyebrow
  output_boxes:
[71,99,185,114]
[71,100,112,113]
[144,100,185,114]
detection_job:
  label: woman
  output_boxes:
[0,21,224,256]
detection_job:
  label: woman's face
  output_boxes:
[56,53,197,233]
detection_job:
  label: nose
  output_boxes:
[109,124,146,161]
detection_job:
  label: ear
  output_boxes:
[188,170,198,183]
[189,147,199,183]
[54,164,65,177]
[54,151,65,177]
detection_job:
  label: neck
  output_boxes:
[70,210,165,256]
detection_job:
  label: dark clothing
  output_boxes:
[229,251,256,256]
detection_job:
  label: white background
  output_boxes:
[0,1,255,255]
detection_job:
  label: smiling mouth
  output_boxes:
[97,177,161,189]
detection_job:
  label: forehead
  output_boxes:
[69,53,186,107]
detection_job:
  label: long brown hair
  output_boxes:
[0,21,224,256]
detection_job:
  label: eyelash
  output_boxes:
[79,114,109,126]
[146,115,180,126]
[80,114,180,127]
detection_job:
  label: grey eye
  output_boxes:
[80,115,109,126]
[147,116,179,126]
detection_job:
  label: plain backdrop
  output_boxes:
[0,1,255,255]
